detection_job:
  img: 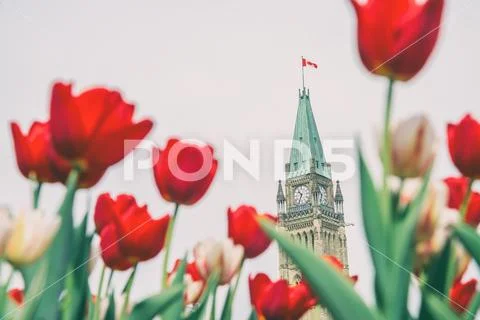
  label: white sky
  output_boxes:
[1,0,480,318]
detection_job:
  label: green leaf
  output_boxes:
[247,308,258,320]
[389,170,430,320]
[104,293,116,320]
[219,286,233,320]
[357,148,389,304]
[464,292,480,320]
[162,256,187,319]
[17,262,49,320]
[454,223,480,267]
[424,292,461,320]
[65,213,94,320]
[35,169,79,319]
[418,240,454,320]
[259,219,378,320]
[128,284,184,320]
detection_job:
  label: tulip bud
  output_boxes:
[0,208,13,255]
[4,210,60,266]
[227,205,277,259]
[448,114,480,179]
[194,238,244,285]
[390,114,437,178]
[399,179,455,272]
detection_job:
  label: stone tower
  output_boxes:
[277,88,350,320]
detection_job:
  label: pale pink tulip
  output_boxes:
[194,238,244,285]
[390,114,437,178]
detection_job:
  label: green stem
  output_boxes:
[381,78,395,218]
[33,182,43,209]
[161,203,180,288]
[460,178,474,220]
[105,269,114,296]
[121,265,137,320]
[210,286,217,320]
[230,258,245,302]
[93,265,106,320]
[380,78,395,315]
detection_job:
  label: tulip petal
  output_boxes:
[50,82,89,158]
[260,281,289,319]
[85,120,153,168]
[99,225,133,271]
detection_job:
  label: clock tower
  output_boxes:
[276,88,350,320]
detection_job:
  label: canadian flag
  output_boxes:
[302,57,318,69]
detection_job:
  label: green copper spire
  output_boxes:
[287,88,330,179]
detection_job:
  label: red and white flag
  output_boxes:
[302,57,318,69]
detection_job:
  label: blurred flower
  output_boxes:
[94,193,170,270]
[322,255,358,283]
[444,177,480,227]
[10,121,59,183]
[448,115,480,179]
[454,244,472,283]
[450,278,477,314]
[168,259,205,304]
[0,208,13,255]
[4,209,60,266]
[193,238,244,285]
[153,138,218,205]
[399,180,454,272]
[249,273,316,320]
[350,0,444,81]
[228,205,277,259]
[8,288,24,306]
[49,82,153,176]
[390,114,437,178]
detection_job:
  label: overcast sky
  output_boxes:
[1,0,480,318]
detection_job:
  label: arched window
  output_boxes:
[310,230,315,252]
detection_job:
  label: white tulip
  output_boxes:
[194,238,244,285]
[390,114,437,178]
[4,209,60,266]
[0,207,13,255]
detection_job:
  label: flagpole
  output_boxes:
[301,56,305,90]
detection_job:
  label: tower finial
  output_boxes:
[335,180,344,202]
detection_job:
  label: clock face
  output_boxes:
[319,185,328,205]
[294,185,310,205]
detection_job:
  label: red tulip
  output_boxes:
[249,273,316,320]
[450,278,477,314]
[10,120,106,188]
[448,115,480,179]
[49,82,153,172]
[228,205,277,258]
[10,121,59,183]
[47,145,106,188]
[322,255,358,283]
[153,138,218,205]
[8,288,24,305]
[94,193,170,269]
[350,0,444,81]
[444,177,480,227]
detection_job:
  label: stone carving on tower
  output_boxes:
[277,87,350,320]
